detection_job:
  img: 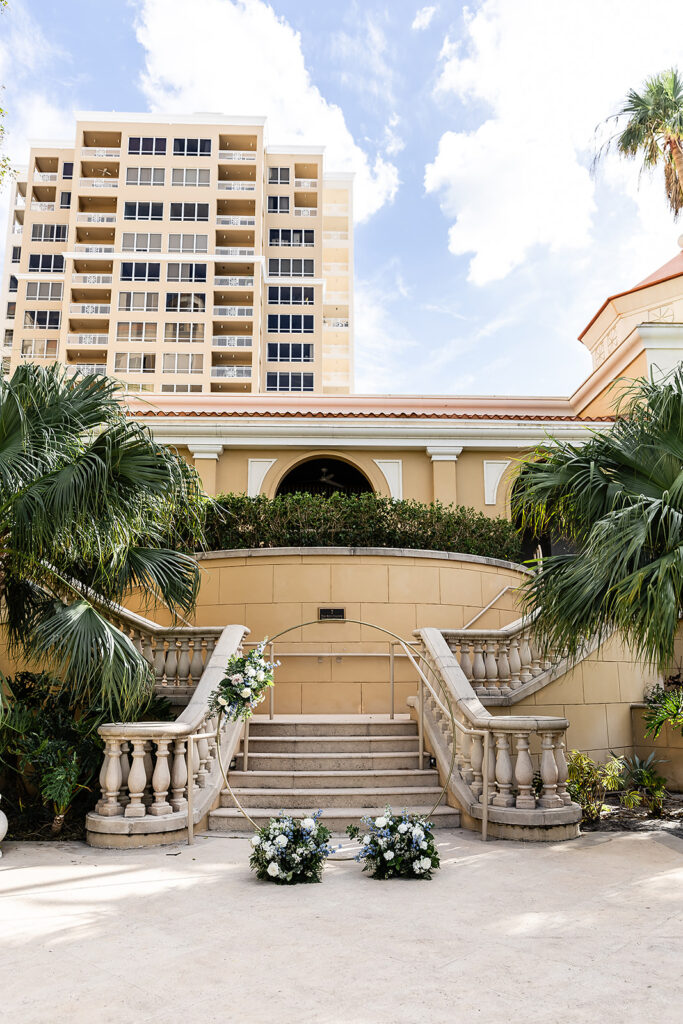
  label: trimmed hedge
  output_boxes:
[203,493,523,563]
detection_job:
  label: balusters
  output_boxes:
[142,741,154,806]
[458,639,473,680]
[471,642,486,690]
[165,641,178,687]
[150,739,173,815]
[125,740,148,817]
[191,736,201,793]
[170,739,188,812]
[484,640,499,694]
[492,732,514,806]
[497,640,511,694]
[177,638,191,686]
[189,638,204,684]
[529,638,542,677]
[481,734,495,804]
[141,632,154,667]
[519,630,533,682]
[514,732,536,808]
[470,734,484,798]
[538,731,563,808]
[508,636,522,689]
[205,635,217,664]
[197,732,210,787]
[119,741,131,808]
[554,731,571,805]
[96,739,124,816]
[154,637,167,684]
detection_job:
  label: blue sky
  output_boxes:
[2,0,683,396]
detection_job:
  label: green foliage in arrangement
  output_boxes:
[643,680,683,739]
[203,492,523,562]
[249,812,333,884]
[347,809,440,879]
[566,751,640,824]
[619,753,668,817]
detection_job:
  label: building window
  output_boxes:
[60,192,71,208]
[9,276,17,293]
[171,168,210,187]
[173,138,211,157]
[267,314,314,333]
[114,352,156,372]
[23,310,61,329]
[4,329,13,346]
[168,233,208,254]
[166,263,207,283]
[28,254,65,273]
[118,292,159,312]
[268,196,290,214]
[267,258,314,278]
[165,292,206,312]
[267,342,314,362]
[6,303,16,319]
[266,372,314,392]
[170,202,209,221]
[268,286,314,305]
[31,223,68,242]
[11,246,21,264]
[123,201,163,221]
[121,232,162,253]
[62,161,73,179]
[116,322,157,343]
[268,167,290,184]
[162,352,204,373]
[269,228,314,247]
[120,262,161,282]
[26,281,63,301]
[164,322,205,342]
[160,383,203,393]
[21,338,58,358]
[126,167,165,186]
[128,136,166,155]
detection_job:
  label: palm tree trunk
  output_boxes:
[669,138,683,208]
[50,813,65,835]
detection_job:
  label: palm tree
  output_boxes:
[0,363,205,718]
[597,68,683,216]
[512,367,683,672]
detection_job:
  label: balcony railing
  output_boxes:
[73,244,115,253]
[67,363,107,375]
[213,306,253,317]
[212,335,252,348]
[216,216,256,226]
[325,291,349,303]
[215,246,255,257]
[323,231,349,241]
[218,150,257,162]
[218,181,256,191]
[72,274,113,285]
[214,275,254,287]
[294,207,317,217]
[11,225,22,236]
[67,333,109,346]
[30,201,55,211]
[79,177,119,189]
[15,196,26,209]
[295,178,318,188]
[77,213,117,224]
[323,262,349,274]
[323,317,349,329]
[81,147,121,159]
[324,204,349,215]
[34,172,58,183]
[211,365,252,378]
[70,304,111,315]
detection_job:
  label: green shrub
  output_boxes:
[643,681,683,739]
[619,753,668,817]
[202,493,523,562]
[566,750,640,823]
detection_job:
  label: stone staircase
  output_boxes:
[208,714,461,832]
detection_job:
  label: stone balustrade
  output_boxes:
[86,621,249,847]
[413,627,581,839]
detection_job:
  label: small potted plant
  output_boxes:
[250,811,333,884]
[347,808,440,879]
[208,642,277,722]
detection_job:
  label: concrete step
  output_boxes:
[235,751,422,771]
[228,786,444,810]
[248,716,416,738]
[224,769,440,792]
[246,735,418,753]
[209,804,461,832]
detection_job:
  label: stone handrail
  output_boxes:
[414,627,581,838]
[86,623,249,846]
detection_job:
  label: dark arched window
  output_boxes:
[276,458,373,497]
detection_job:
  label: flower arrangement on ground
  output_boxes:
[208,643,277,722]
[250,811,333,884]
[347,808,440,879]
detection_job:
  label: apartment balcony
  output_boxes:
[294,207,317,217]
[79,178,119,189]
[325,291,349,303]
[323,262,349,275]
[211,366,252,379]
[21,341,58,358]
[77,213,117,224]
[323,317,350,329]
[212,335,253,349]
[34,172,58,183]
[69,303,111,316]
[324,204,349,215]
[15,195,26,209]
[215,246,255,257]
[11,225,22,236]
[66,363,107,376]
[66,333,109,346]
[81,147,121,159]
[323,231,349,242]
[73,244,115,254]
[31,201,55,212]
[218,150,257,162]
[295,178,318,189]
[213,305,253,317]
[72,274,113,286]
[218,181,256,192]
[214,275,254,287]
[216,216,256,227]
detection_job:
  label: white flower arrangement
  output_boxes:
[347,807,440,880]
[249,811,334,885]
[208,642,278,722]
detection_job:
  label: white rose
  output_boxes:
[217,696,228,706]
[398,823,408,833]
[374,816,387,828]
[301,818,316,831]
[420,857,432,870]
[383,850,394,861]
[231,673,243,685]
[413,860,423,873]
[420,841,428,850]
[412,827,424,841]
[256,670,265,682]
[240,687,252,698]
[266,862,279,877]
[246,666,256,677]
[362,835,370,846]
[250,835,261,847]
[274,834,288,847]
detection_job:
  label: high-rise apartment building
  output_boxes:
[0,113,353,395]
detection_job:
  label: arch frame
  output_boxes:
[261,449,389,499]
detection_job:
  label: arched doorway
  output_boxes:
[275,457,373,497]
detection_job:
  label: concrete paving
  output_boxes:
[0,829,681,1024]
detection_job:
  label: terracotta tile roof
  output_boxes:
[579,248,683,340]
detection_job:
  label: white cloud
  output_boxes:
[411,6,437,31]
[425,0,683,285]
[134,0,399,222]
[383,113,405,157]
[332,12,395,106]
